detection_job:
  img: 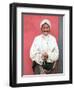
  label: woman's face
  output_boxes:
[41,23,50,36]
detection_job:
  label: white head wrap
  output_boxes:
[40,19,51,28]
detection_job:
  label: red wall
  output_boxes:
[23,14,59,75]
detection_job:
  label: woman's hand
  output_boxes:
[41,52,48,61]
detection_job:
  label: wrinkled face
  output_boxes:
[41,23,50,36]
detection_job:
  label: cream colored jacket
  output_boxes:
[30,34,59,65]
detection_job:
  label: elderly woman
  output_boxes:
[30,19,59,74]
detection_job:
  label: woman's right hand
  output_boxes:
[41,52,48,61]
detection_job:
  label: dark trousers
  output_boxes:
[32,61,54,74]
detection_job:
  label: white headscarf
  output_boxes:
[40,19,51,28]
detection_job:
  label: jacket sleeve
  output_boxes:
[30,38,43,65]
[48,38,59,62]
